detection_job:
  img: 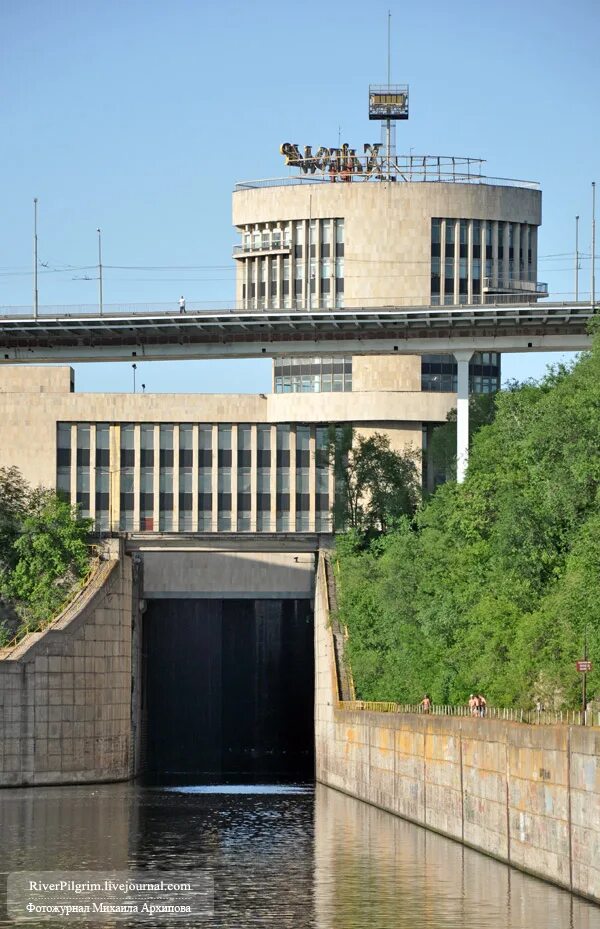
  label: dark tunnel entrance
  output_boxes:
[142,599,314,779]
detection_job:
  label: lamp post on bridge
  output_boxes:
[97,228,103,316]
[33,198,39,319]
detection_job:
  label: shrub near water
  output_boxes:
[0,470,92,642]
[336,334,600,710]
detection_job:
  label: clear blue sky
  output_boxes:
[1,0,598,393]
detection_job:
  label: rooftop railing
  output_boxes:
[235,155,539,191]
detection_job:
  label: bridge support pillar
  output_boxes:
[454,351,473,483]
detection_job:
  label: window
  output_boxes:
[119,426,135,529]
[159,426,174,531]
[56,424,71,501]
[218,426,232,530]
[179,425,193,530]
[421,354,501,393]
[95,424,110,530]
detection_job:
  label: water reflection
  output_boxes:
[0,781,599,928]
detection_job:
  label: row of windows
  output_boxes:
[57,423,333,533]
[274,356,353,393]
[238,219,345,310]
[430,218,537,305]
[421,353,501,393]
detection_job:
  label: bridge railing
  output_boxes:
[340,700,600,727]
[0,299,594,320]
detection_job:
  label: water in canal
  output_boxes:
[1,780,599,928]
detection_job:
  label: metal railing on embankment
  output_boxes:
[340,700,600,727]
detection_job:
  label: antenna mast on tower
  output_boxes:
[368,12,409,180]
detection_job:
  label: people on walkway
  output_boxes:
[477,693,487,718]
[469,694,478,716]
[420,694,431,713]
[179,295,186,314]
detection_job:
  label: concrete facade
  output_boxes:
[0,366,452,533]
[0,542,137,786]
[233,181,542,309]
[314,555,600,904]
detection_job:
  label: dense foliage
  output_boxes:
[0,468,92,645]
[328,426,421,535]
[336,335,600,710]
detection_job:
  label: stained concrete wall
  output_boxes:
[0,543,136,786]
[314,555,600,904]
[142,549,315,599]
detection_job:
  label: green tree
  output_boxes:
[2,492,92,626]
[0,466,31,575]
[427,391,498,486]
[329,428,421,537]
[334,334,600,710]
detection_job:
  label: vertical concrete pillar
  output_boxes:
[270,424,277,531]
[172,424,180,532]
[211,424,219,532]
[231,424,238,531]
[453,219,459,305]
[289,425,297,531]
[110,425,120,532]
[467,219,473,305]
[522,225,531,284]
[69,424,77,508]
[328,436,336,533]
[492,220,499,289]
[250,424,258,532]
[454,351,473,483]
[513,223,521,286]
[309,425,316,532]
[89,424,96,523]
[191,423,199,532]
[152,424,160,531]
[133,424,141,532]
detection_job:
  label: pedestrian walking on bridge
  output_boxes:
[179,295,186,314]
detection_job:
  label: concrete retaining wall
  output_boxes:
[0,543,136,786]
[314,555,600,904]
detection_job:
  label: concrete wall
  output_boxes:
[0,543,136,786]
[314,556,600,904]
[142,549,315,599]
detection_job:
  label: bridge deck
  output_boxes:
[0,302,594,362]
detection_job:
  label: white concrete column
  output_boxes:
[69,424,77,508]
[133,424,141,531]
[231,424,238,531]
[89,425,96,523]
[270,425,277,531]
[191,424,199,532]
[454,351,473,483]
[308,425,316,532]
[110,425,120,532]
[172,424,180,531]
[211,424,219,532]
[492,221,499,288]
[289,426,297,531]
[250,424,258,532]
[513,223,521,285]
[153,424,160,531]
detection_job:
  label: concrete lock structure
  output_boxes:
[0,146,546,512]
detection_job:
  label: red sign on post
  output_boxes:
[576,660,592,673]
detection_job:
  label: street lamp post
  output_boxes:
[33,198,39,318]
[575,215,579,301]
[132,363,137,393]
[97,228,103,315]
[592,183,596,309]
